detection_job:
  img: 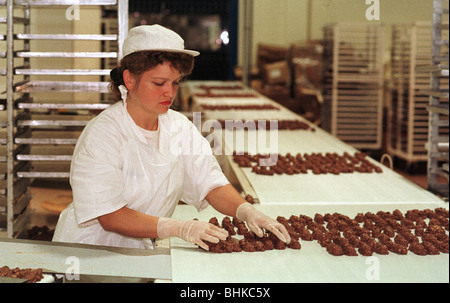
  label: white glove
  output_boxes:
[157,217,228,251]
[236,202,291,244]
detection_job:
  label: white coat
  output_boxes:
[52,101,229,249]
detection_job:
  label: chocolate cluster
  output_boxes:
[195,93,258,98]
[233,151,383,175]
[201,104,279,110]
[0,266,44,283]
[204,216,301,253]
[197,85,244,90]
[203,208,449,257]
[317,208,449,256]
[27,225,54,241]
[244,194,256,204]
[194,85,258,98]
[218,120,314,131]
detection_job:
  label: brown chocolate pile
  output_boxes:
[290,208,448,256]
[201,104,279,110]
[322,208,449,256]
[194,84,257,98]
[244,194,256,204]
[27,225,54,241]
[233,151,383,175]
[0,266,44,283]
[204,216,301,253]
[197,85,245,91]
[203,208,449,256]
[195,93,258,98]
[218,120,314,131]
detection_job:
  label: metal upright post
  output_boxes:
[6,0,14,238]
[117,0,129,61]
[241,0,253,87]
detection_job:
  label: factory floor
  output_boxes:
[29,180,72,229]
[27,167,433,231]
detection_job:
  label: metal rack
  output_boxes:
[322,23,384,150]
[1,0,32,238]
[422,0,449,198]
[1,0,128,238]
[388,22,432,166]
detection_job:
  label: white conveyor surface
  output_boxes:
[0,239,171,280]
[216,128,443,204]
[170,203,449,283]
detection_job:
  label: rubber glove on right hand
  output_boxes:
[236,202,291,244]
[157,217,228,251]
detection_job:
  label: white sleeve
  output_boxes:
[180,121,229,210]
[70,121,127,226]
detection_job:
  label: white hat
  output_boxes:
[121,25,200,59]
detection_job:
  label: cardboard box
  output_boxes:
[292,58,323,95]
[234,65,260,80]
[261,61,291,85]
[255,83,291,103]
[257,43,288,66]
[289,40,324,62]
[293,88,322,123]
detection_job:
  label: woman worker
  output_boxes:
[53,25,290,250]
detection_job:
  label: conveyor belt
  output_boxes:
[172,80,449,283]
[221,130,444,204]
[0,239,171,281]
[187,80,444,205]
[170,203,449,283]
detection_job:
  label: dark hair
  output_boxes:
[109,51,195,100]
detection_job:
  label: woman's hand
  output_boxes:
[236,202,291,244]
[157,217,228,250]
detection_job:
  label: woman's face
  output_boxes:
[124,61,182,128]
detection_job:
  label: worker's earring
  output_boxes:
[119,85,128,103]
[122,69,134,105]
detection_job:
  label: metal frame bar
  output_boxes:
[6,0,15,238]
[117,0,128,61]
[427,0,449,198]
[0,0,117,5]
[241,0,253,87]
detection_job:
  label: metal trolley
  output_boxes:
[419,0,449,199]
[1,0,128,238]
